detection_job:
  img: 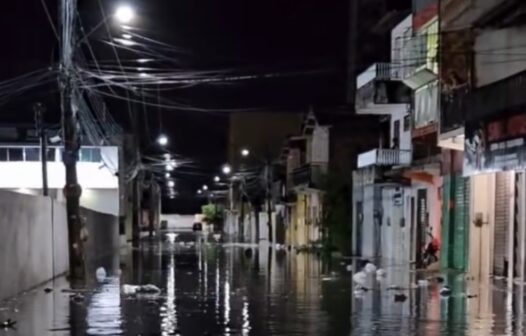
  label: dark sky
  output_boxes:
[0,0,350,212]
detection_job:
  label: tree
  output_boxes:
[202,203,224,231]
[321,171,352,255]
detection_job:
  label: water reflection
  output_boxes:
[86,278,122,335]
[9,240,526,335]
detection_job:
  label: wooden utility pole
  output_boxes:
[34,103,49,196]
[59,0,85,280]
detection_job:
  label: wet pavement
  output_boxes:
[0,235,524,335]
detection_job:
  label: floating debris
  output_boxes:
[394,294,407,302]
[1,319,16,329]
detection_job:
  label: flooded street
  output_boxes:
[0,236,523,335]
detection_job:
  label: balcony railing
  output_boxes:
[441,87,468,134]
[467,69,526,122]
[291,164,325,189]
[357,149,412,168]
[356,63,412,114]
[357,63,395,89]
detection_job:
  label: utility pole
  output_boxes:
[266,162,273,244]
[347,0,359,107]
[59,0,85,280]
[34,103,49,196]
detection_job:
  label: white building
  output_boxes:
[0,145,120,216]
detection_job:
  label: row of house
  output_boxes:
[352,0,526,283]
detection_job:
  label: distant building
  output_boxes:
[0,143,120,216]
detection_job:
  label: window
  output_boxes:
[8,148,23,161]
[46,148,56,162]
[0,148,7,161]
[404,115,411,131]
[25,148,40,161]
[80,148,102,162]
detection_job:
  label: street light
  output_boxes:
[115,5,136,24]
[167,181,175,188]
[165,164,174,172]
[222,164,232,175]
[165,173,170,179]
[241,148,250,157]
[197,189,203,195]
[214,176,220,183]
[157,134,168,146]
[203,185,208,191]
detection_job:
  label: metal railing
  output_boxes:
[441,70,526,129]
[357,149,412,168]
[400,34,429,79]
[357,63,397,89]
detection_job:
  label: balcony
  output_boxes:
[401,34,438,89]
[355,63,411,115]
[291,164,326,189]
[466,69,526,122]
[441,87,468,134]
[357,149,412,169]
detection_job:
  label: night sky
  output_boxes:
[0,0,350,212]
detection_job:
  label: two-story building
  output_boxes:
[439,0,526,284]
[351,15,413,263]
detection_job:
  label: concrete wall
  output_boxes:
[0,190,120,300]
[475,26,526,87]
[12,188,120,216]
[82,208,120,282]
[0,191,68,300]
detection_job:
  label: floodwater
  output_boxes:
[0,235,523,335]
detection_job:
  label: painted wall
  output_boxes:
[475,26,526,87]
[391,15,413,80]
[469,173,496,282]
[391,109,411,150]
[380,187,412,264]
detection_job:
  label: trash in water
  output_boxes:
[166,232,178,243]
[440,286,452,296]
[95,267,107,282]
[394,293,407,302]
[122,284,161,295]
[139,284,161,293]
[1,319,16,329]
[353,271,367,285]
[44,288,53,293]
[467,294,478,299]
[364,263,377,273]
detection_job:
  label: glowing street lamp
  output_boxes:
[165,164,174,172]
[115,5,135,24]
[197,189,203,195]
[167,180,175,188]
[214,176,220,183]
[157,134,168,146]
[165,173,170,179]
[241,148,250,157]
[202,185,208,191]
[222,164,232,175]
